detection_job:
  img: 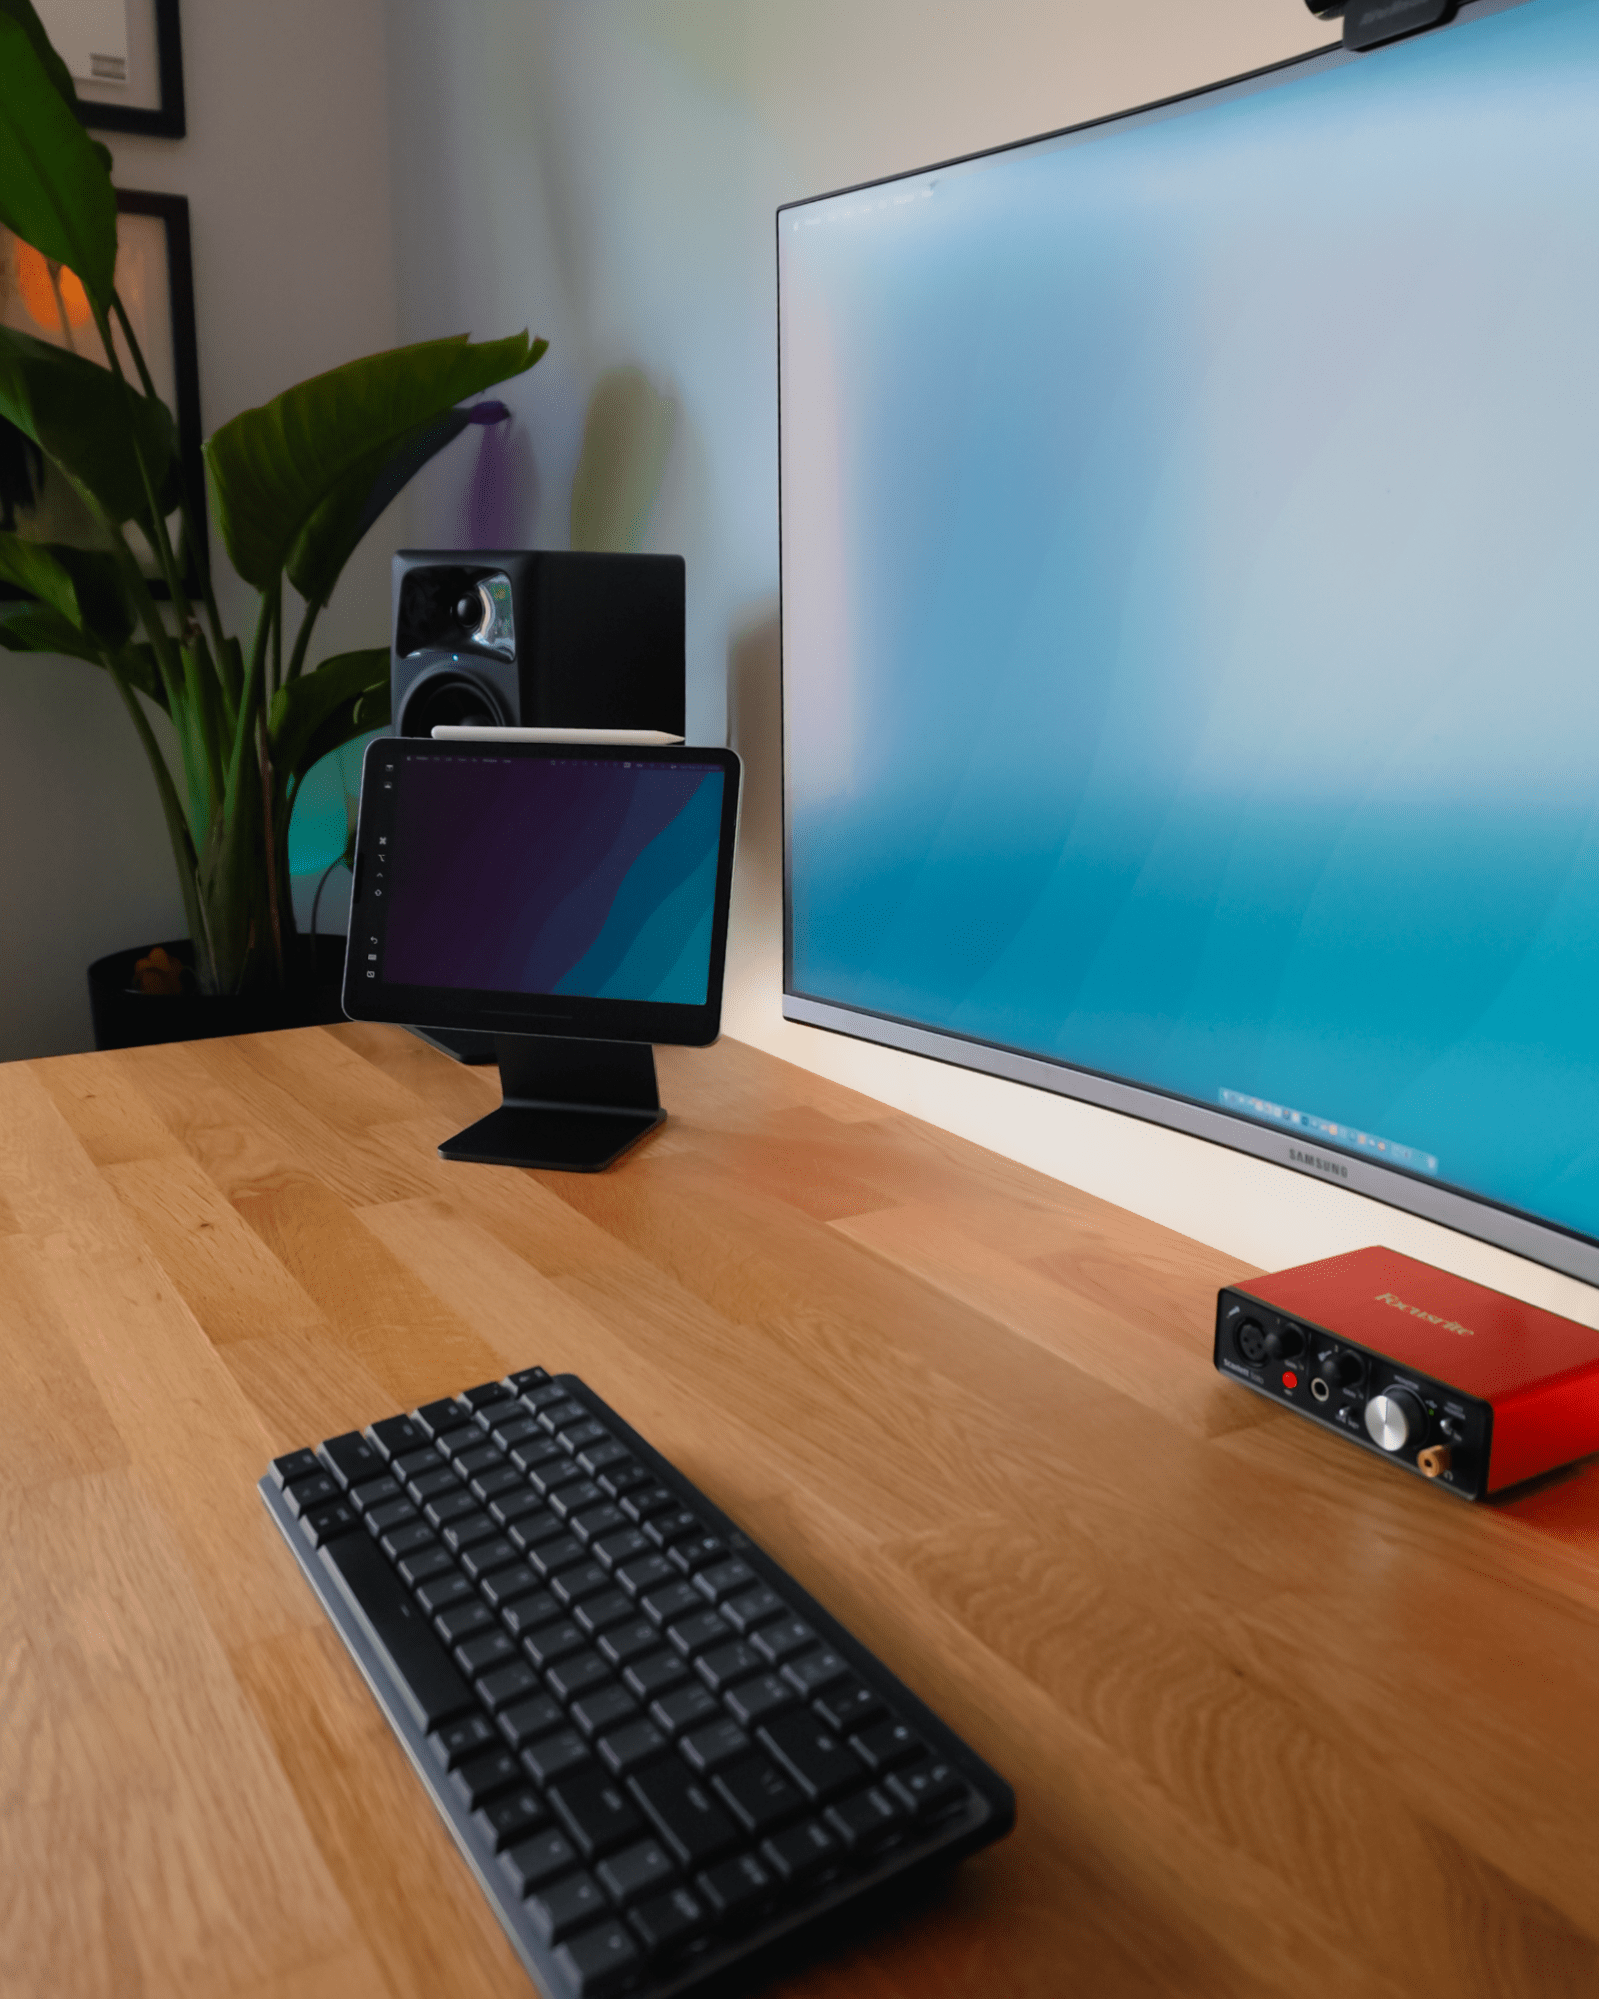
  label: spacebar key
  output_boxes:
[320,1529,475,1731]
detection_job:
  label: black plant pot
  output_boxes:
[87,934,349,1051]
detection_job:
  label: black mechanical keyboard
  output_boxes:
[259,1368,1014,1999]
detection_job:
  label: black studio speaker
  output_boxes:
[390,550,686,739]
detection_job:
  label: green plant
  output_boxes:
[0,0,545,995]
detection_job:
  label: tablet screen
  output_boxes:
[381,752,728,1005]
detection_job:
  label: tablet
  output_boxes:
[343,736,741,1047]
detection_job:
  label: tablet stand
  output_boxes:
[437,1034,666,1172]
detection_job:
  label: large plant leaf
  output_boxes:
[0,325,176,523]
[0,532,131,645]
[269,646,388,788]
[0,0,83,108]
[0,11,117,310]
[205,332,546,590]
[0,603,167,708]
[287,406,477,610]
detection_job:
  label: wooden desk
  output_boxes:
[5,1024,1598,1998]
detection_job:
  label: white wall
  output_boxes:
[382,0,1599,1329]
[0,0,400,1058]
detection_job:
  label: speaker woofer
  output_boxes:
[396,667,509,738]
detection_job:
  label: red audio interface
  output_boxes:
[1215,1246,1599,1499]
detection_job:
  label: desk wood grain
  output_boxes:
[3,1024,1597,1997]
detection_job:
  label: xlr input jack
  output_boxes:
[1417,1444,1452,1480]
[1310,1378,1331,1404]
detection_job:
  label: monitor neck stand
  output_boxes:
[437,1034,665,1173]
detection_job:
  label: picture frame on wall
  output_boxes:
[34,0,187,140]
[0,189,205,588]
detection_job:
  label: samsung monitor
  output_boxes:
[779,0,1599,1286]
[345,736,740,1170]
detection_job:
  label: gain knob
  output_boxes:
[1364,1387,1426,1453]
[1263,1321,1304,1362]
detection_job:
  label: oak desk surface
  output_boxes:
[5,1024,1599,1999]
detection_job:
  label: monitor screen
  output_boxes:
[346,739,740,1044]
[779,0,1599,1281]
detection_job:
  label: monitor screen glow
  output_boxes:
[780,0,1599,1276]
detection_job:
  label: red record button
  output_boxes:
[1281,1370,1299,1390]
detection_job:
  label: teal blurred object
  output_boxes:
[288,732,376,878]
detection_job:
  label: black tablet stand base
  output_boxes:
[408,1024,499,1065]
[438,1035,665,1173]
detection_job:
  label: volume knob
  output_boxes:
[1364,1388,1425,1453]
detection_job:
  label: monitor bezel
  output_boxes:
[771,0,1599,1290]
[345,736,741,1047]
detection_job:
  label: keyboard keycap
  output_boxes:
[888,1758,967,1820]
[369,1414,425,1459]
[712,1755,805,1836]
[825,1785,902,1851]
[463,1379,515,1409]
[407,1466,459,1504]
[758,1713,863,1803]
[621,1483,675,1523]
[431,1711,498,1770]
[499,1692,565,1750]
[596,1719,669,1776]
[349,1475,405,1516]
[762,1818,838,1884]
[694,1558,757,1603]
[623,1649,689,1699]
[527,1533,587,1581]
[471,1466,525,1505]
[645,1508,700,1549]
[491,1487,547,1530]
[452,1744,522,1809]
[722,1672,797,1730]
[782,1648,849,1697]
[640,1580,702,1628]
[597,1836,675,1905]
[462,1536,520,1582]
[321,1431,386,1487]
[435,1601,494,1645]
[650,1683,718,1738]
[441,1511,499,1555]
[508,1366,551,1393]
[553,1917,641,1998]
[382,1520,439,1562]
[503,1589,565,1639]
[456,1629,518,1677]
[300,1498,361,1546]
[573,1589,634,1638]
[521,1727,592,1786]
[549,1770,646,1858]
[424,1489,480,1530]
[547,1651,614,1702]
[562,1419,610,1454]
[364,1496,419,1537]
[696,1851,772,1922]
[752,1616,815,1664]
[527,1869,609,1944]
[481,1561,543,1610]
[477,1784,547,1851]
[551,1560,611,1607]
[415,1397,469,1436]
[501,1827,578,1896]
[600,1619,663,1669]
[283,1471,340,1514]
[680,1719,750,1775]
[320,1529,473,1731]
[616,1553,677,1597]
[523,1620,587,1669]
[594,1527,652,1571]
[670,1533,729,1575]
[398,1544,455,1589]
[722,1585,785,1634]
[571,1502,629,1545]
[851,1718,924,1772]
[667,1610,730,1659]
[478,1659,543,1713]
[270,1447,321,1488]
[630,1762,740,1870]
[814,1679,885,1736]
[697,1639,763,1692]
[571,1684,639,1739]
[629,1884,708,1956]
[414,1572,474,1616]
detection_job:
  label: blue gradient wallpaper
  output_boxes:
[385,756,724,1005]
[780,0,1599,1240]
